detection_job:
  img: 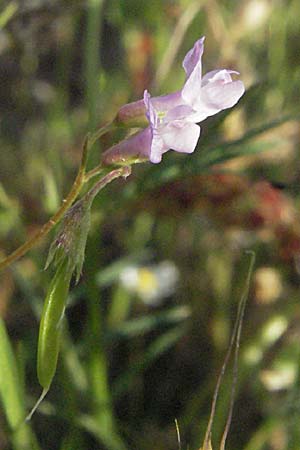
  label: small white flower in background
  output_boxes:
[119,260,179,305]
[260,364,297,391]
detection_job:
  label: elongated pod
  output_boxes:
[37,260,72,390]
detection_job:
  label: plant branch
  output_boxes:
[0,123,114,271]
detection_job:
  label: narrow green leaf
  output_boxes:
[0,317,24,428]
[0,317,39,450]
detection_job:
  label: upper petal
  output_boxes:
[181,39,207,109]
[182,37,205,78]
[181,60,203,109]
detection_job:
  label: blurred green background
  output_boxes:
[0,1,300,449]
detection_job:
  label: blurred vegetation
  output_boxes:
[0,1,300,449]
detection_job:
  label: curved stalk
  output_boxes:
[0,124,114,271]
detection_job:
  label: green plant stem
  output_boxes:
[84,166,131,204]
[84,164,107,182]
[88,122,116,149]
[0,124,114,272]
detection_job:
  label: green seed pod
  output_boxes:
[37,259,72,390]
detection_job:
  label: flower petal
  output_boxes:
[181,55,204,110]
[180,38,206,109]
[201,69,239,87]
[161,121,201,154]
[149,131,168,163]
[200,78,245,111]
[165,104,194,121]
[182,37,205,78]
[151,91,183,113]
[185,70,245,122]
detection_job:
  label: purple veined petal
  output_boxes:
[182,36,205,79]
[160,121,201,154]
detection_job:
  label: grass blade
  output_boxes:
[0,316,39,450]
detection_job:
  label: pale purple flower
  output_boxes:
[143,90,200,163]
[102,91,200,165]
[104,37,245,165]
